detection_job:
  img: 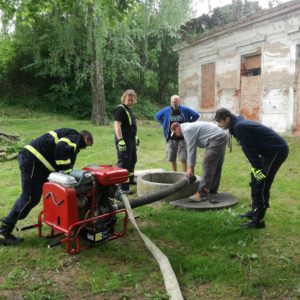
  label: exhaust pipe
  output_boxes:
[116,175,196,210]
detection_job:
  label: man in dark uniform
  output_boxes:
[214,108,289,229]
[0,129,93,245]
[113,89,138,194]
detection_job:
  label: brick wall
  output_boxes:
[295,74,300,134]
[201,63,215,110]
[240,76,262,121]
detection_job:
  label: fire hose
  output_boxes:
[118,175,196,300]
[116,174,196,209]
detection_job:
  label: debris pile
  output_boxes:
[0,131,24,161]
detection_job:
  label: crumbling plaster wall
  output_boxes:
[177,9,300,133]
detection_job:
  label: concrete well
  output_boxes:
[137,171,200,202]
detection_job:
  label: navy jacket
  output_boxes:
[25,128,86,173]
[229,116,288,169]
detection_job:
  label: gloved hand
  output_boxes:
[117,139,126,152]
[251,168,266,181]
[135,136,140,146]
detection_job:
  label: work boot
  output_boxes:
[129,176,137,185]
[239,210,255,219]
[239,203,255,219]
[117,183,133,195]
[0,220,23,245]
[0,233,24,245]
[242,220,266,229]
[242,206,266,229]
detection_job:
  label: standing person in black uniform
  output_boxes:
[113,89,139,194]
[214,108,289,229]
[0,129,93,245]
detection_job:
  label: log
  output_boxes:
[0,131,20,142]
[6,153,19,160]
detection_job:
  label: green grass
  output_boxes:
[0,104,300,299]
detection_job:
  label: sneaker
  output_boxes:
[241,220,266,229]
[0,233,24,245]
[190,192,207,202]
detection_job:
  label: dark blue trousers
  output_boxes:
[250,147,289,208]
[116,138,137,191]
[3,150,50,227]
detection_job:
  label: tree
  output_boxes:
[121,0,192,99]
[0,0,192,120]
[180,0,262,38]
[89,1,107,125]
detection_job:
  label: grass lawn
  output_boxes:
[0,104,300,299]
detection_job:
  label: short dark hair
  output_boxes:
[80,130,93,146]
[214,108,233,122]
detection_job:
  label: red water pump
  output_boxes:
[25,165,129,254]
[23,164,196,254]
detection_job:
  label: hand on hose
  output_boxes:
[251,168,266,181]
[186,166,194,178]
[117,139,126,152]
[135,136,140,146]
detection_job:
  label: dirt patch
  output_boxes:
[0,290,23,300]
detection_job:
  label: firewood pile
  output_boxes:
[0,131,24,161]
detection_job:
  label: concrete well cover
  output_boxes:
[170,192,238,211]
[137,171,201,202]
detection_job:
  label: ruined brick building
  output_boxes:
[174,0,300,133]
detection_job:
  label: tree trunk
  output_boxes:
[89,3,107,125]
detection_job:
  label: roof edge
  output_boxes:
[174,0,300,52]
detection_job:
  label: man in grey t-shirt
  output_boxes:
[170,121,228,201]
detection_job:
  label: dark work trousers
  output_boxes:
[250,147,289,208]
[198,134,228,193]
[3,150,50,228]
[116,138,137,191]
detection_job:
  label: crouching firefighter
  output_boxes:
[214,108,289,229]
[0,128,93,245]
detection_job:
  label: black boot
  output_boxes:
[239,202,255,219]
[242,206,266,229]
[0,220,23,246]
[238,210,255,219]
[118,183,133,195]
[129,175,137,185]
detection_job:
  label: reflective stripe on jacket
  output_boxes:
[24,128,85,173]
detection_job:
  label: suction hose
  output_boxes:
[116,174,196,210]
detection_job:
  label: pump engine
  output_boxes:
[29,165,129,254]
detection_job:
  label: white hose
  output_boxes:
[121,193,184,300]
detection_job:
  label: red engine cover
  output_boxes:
[83,164,128,186]
[43,182,79,232]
